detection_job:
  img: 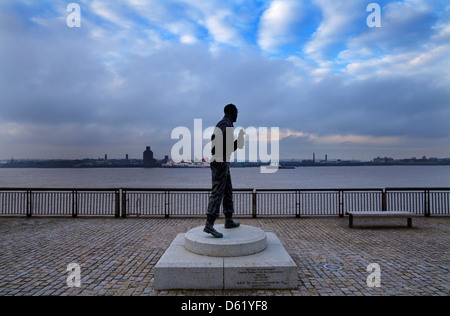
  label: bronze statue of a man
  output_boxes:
[204,104,245,238]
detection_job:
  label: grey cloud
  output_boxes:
[0,0,449,160]
[292,74,450,138]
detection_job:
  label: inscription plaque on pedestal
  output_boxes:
[223,233,297,289]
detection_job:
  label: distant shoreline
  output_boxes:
[1,160,450,169]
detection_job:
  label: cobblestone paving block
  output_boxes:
[0,217,448,296]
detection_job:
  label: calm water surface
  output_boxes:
[0,166,449,189]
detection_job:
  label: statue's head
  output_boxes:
[224,104,238,122]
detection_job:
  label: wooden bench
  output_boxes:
[346,211,420,228]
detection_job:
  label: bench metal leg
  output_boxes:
[407,218,412,228]
[349,214,354,228]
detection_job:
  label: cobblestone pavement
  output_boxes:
[0,216,448,296]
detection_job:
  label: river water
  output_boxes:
[0,166,449,189]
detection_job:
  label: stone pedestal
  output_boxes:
[154,225,297,290]
[184,225,268,257]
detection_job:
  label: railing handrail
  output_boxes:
[385,187,450,191]
[122,188,254,192]
[0,187,448,192]
[0,188,120,192]
[255,188,385,192]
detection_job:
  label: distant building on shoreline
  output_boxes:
[373,156,394,163]
[143,146,157,167]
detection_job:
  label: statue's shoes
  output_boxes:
[203,226,224,238]
[225,220,240,229]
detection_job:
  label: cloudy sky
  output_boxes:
[0,0,449,161]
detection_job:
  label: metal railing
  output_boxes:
[0,188,449,218]
[0,188,120,218]
[122,189,254,218]
[255,189,384,217]
[385,188,450,216]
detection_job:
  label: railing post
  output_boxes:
[72,190,78,218]
[425,189,431,217]
[26,190,32,218]
[115,190,120,218]
[252,190,257,218]
[165,191,170,218]
[122,190,127,218]
[382,190,387,212]
[338,190,344,217]
[296,190,301,218]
